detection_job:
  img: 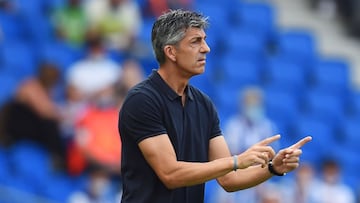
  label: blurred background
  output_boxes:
[0,0,360,202]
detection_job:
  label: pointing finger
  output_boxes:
[289,136,312,149]
[256,134,281,146]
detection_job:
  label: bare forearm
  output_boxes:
[218,165,273,192]
[161,157,235,189]
[167,159,274,191]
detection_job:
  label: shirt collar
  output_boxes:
[149,70,194,101]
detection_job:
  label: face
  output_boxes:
[170,27,210,77]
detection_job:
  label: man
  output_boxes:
[119,9,312,203]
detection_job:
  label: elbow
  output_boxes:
[218,177,234,192]
[160,174,183,190]
[218,177,246,193]
[223,186,236,193]
[221,183,238,193]
[223,186,245,193]
[221,184,246,193]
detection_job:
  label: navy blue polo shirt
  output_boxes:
[119,70,222,203]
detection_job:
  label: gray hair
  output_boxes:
[151,9,209,64]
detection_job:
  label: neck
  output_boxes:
[157,65,189,96]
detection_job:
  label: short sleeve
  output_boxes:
[200,92,222,139]
[119,92,167,143]
[209,100,222,139]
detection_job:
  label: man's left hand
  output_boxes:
[271,136,312,174]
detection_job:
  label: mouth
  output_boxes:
[198,58,206,62]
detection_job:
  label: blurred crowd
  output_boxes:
[0,0,165,202]
[0,0,359,202]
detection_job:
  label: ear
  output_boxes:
[163,45,177,62]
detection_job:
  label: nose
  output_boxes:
[201,40,211,53]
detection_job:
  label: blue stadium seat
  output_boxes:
[41,173,78,202]
[348,92,360,117]
[0,41,37,79]
[204,179,219,203]
[275,29,317,70]
[340,117,360,150]
[264,56,306,92]
[0,12,26,41]
[213,84,241,124]
[234,1,276,41]
[220,56,262,87]
[0,72,19,107]
[22,13,54,44]
[38,41,82,72]
[327,144,360,190]
[303,89,346,125]
[8,141,53,189]
[0,147,10,184]
[14,0,46,16]
[194,2,231,31]
[43,0,65,10]
[310,58,350,94]
[1,175,40,198]
[225,27,267,61]
[136,18,154,45]
[264,88,300,131]
[293,115,336,164]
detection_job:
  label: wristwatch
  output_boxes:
[268,160,286,176]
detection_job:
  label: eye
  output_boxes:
[191,39,200,44]
[190,38,202,46]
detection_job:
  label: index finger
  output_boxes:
[256,134,281,146]
[289,136,312,149]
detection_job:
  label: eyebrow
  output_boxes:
[189,35,207,41]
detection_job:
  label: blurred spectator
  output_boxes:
[205,180,282,203]
[119,59,145,89]
[206,87,278,203]
[0,62,66,170]
[223,86,278,155]
[62,32,122,174]
[84,0,143,53]
[66,59,144,175]
[65,56,146,203]
[66,58,144,201]
[51,0,88,47]
[205,182,259,203]
[114,58,145,107]
[65,31,121,105]
[280,162,319,203]
[258,182,282,203]
[68,166,121,203]
[67,103,121,175]
[311,158,356,203]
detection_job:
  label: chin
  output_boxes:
[190,70,204,78]
[185,65,205,77]
[194,65,206,74]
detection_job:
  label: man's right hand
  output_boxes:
[236,134,281,169]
